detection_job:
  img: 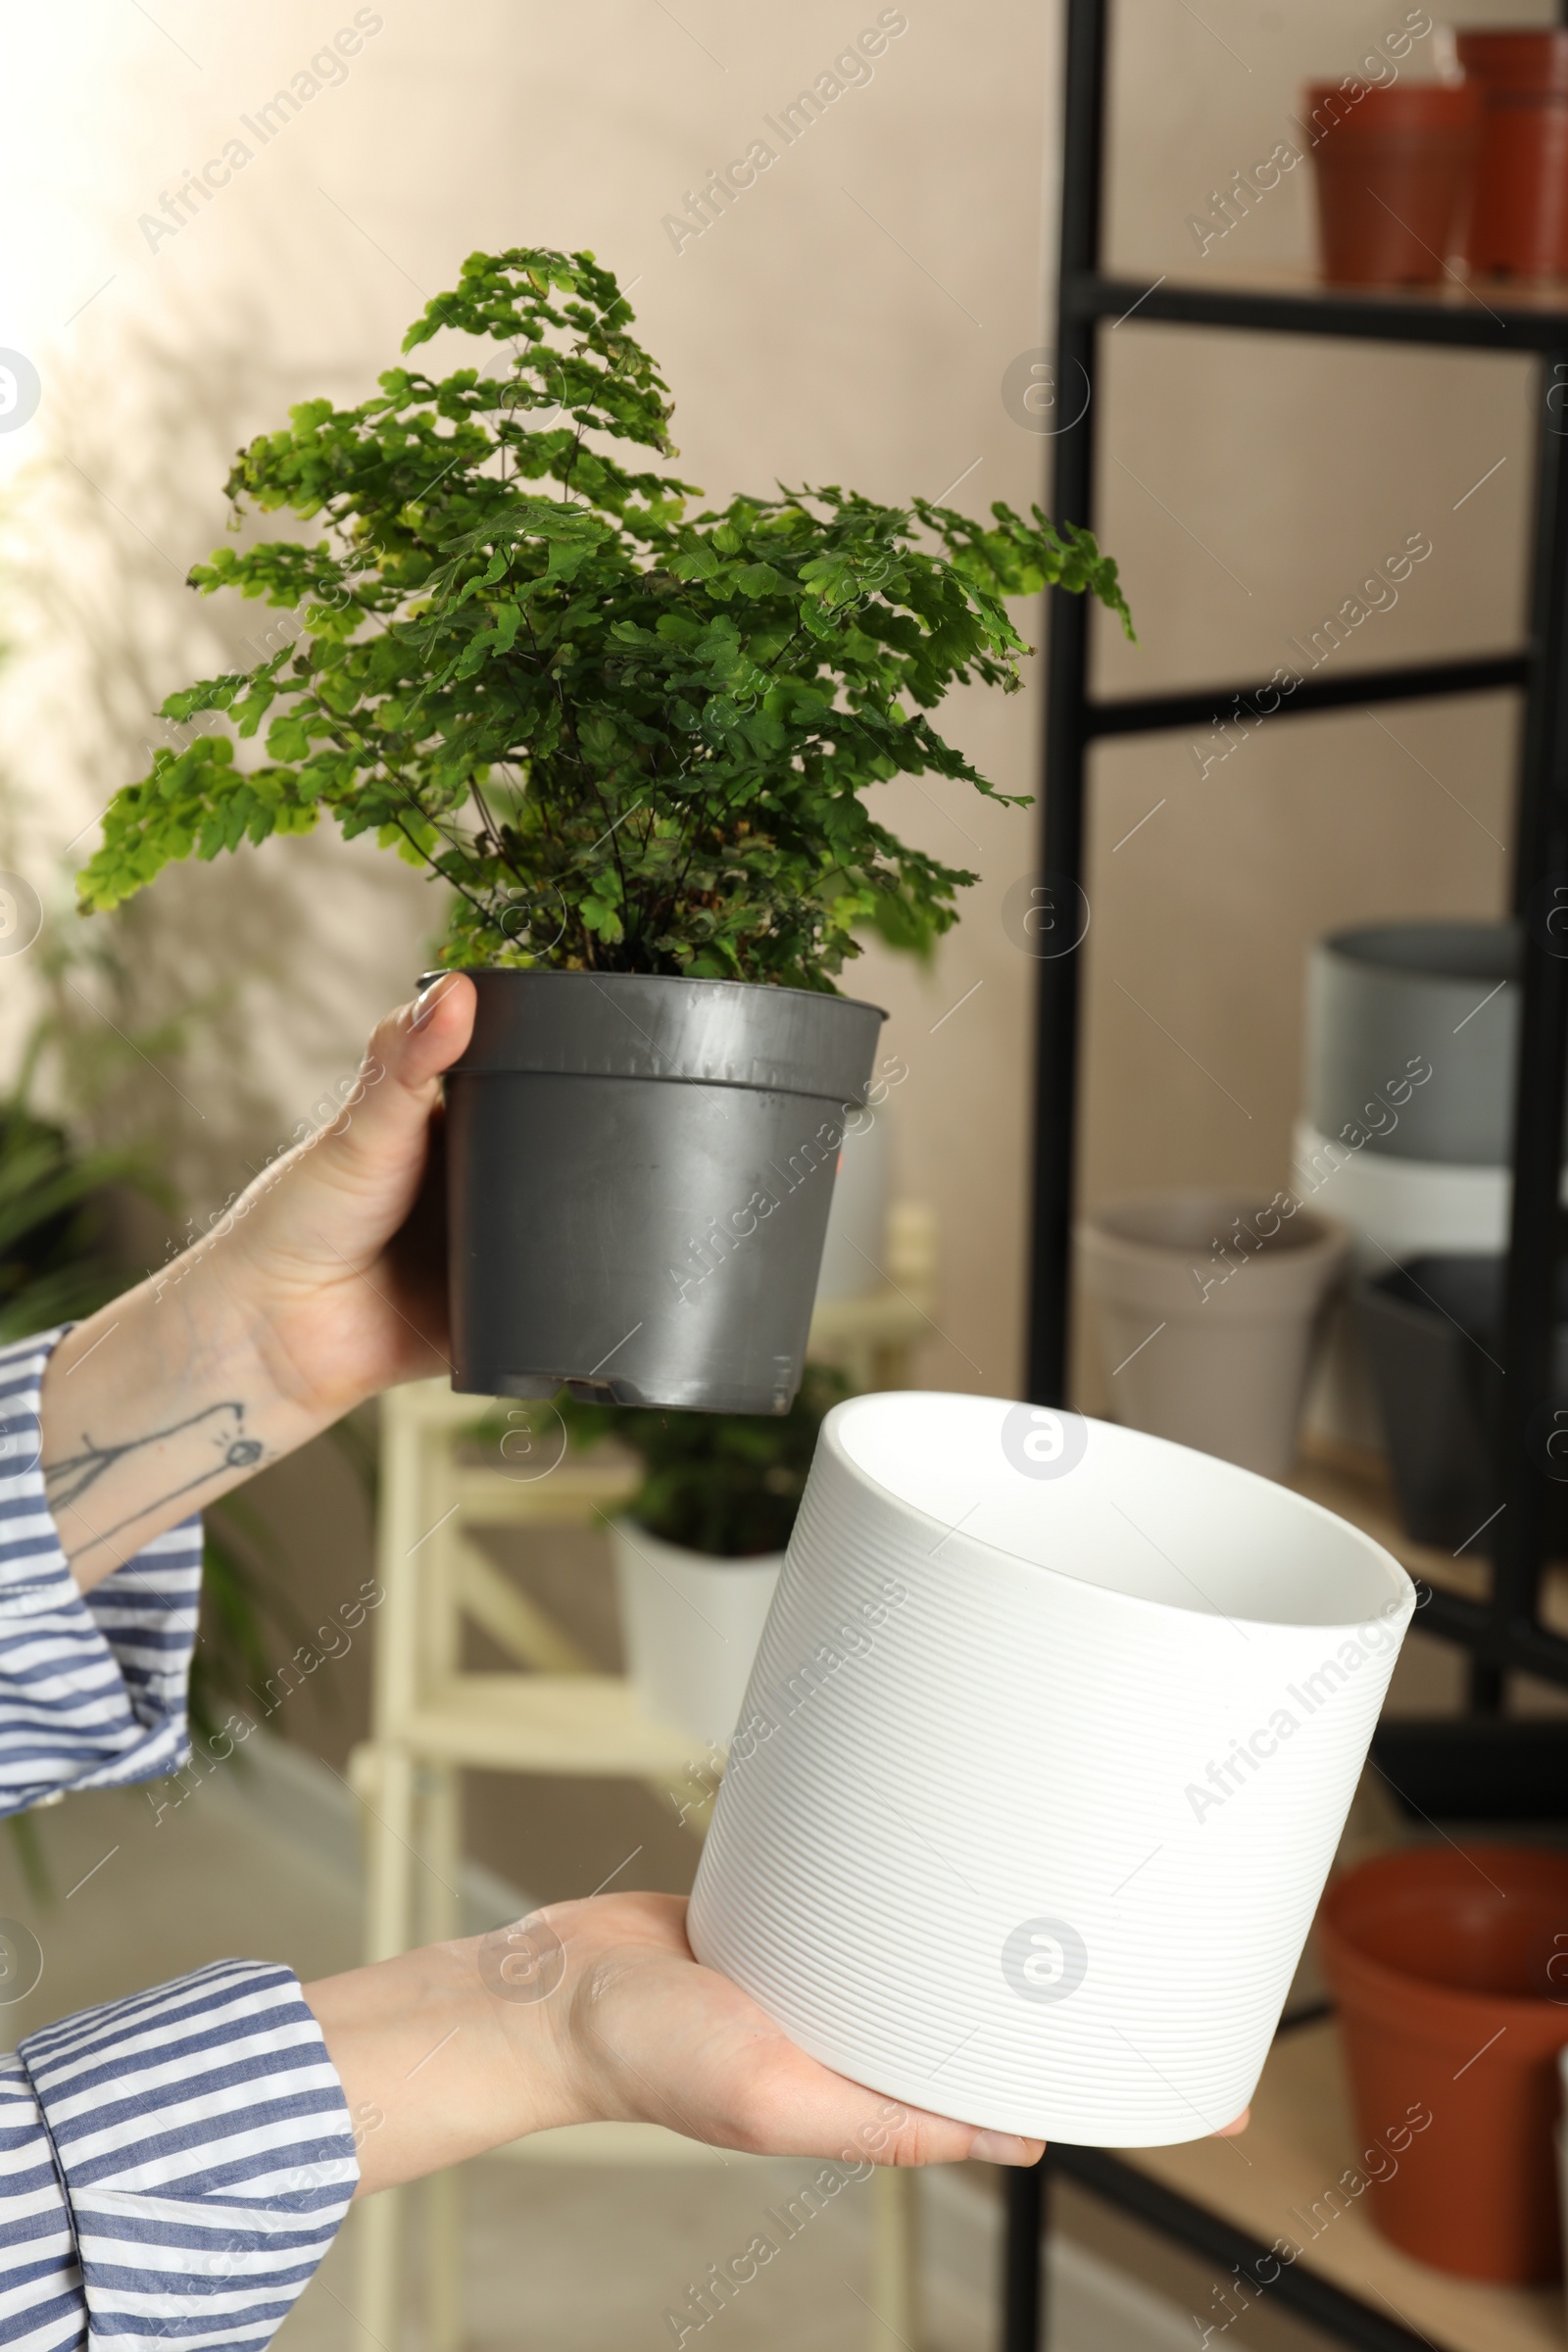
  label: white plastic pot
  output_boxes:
[611,1520,783,1751]
[689,1391,1413,2147]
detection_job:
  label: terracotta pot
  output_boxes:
[1077,1193,1350,1479]
[1304,80,1479,286]
[1457,31,1568,277]
[1319,1845,1568,2282]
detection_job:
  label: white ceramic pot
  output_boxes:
[1291,1117,1511,1266]
[611,1520,783,1751]
[689,1391,1413,2147]
[814,1103,891,1303]
[1076,1193,1350,1480]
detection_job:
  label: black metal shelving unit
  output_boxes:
[1010,5,1568,2347]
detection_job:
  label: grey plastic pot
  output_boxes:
[1077,1192,1350,1479]
[1306,921,1531,1165]
[437,969,884,1410]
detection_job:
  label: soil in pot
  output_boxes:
[1077,1193,1349,1480]
[1305,79,1479,286]
[1319,1844,1568,2282]
[1457,29,1568,277]
[440,969,883,1411]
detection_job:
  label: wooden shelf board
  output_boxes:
[808,1289,935,1347]
[492,2121,760,2167]
[1132,257,1568,319]
[444,1461,641,1526]
[1117,2019,1564,2352]
[401,1673,705,1778]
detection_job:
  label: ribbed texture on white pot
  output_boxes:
[688,1393,1412,2147]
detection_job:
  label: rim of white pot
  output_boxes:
[816,1391,1411,1638]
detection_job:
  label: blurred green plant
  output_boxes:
[548,1363,850,1558]
[0,915,355,1886]
[0,1024,157,1901]
[0,1102,148,1345]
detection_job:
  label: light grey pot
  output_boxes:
[1077,1193,1351,1480]
[1305,920,1527,1166]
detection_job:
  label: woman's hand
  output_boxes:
[545,1891,1040,2167]
[41,978,476,1588]
[215,972,476,1422]
[308,1891,1046,2199]
[309,1888,1249,2198]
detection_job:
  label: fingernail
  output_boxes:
[412,972,458,1028]
[969,2131,1034,2167]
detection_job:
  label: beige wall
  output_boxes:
[2,0,1551,1394]
[0,0,1553,1749]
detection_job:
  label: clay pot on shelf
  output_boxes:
[1319,1845,1568,2282]
[1077,1193,1350,1480]
[1456,29,1568,277]
[1304,80,1479,287]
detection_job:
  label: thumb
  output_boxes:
[397,971,478,1089]
[339,972,476,1153]
[294,974,476,1230]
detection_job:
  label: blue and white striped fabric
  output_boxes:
[0,1330,359,2345]
[0,1330,202,1811]
[16,1962,357,2350]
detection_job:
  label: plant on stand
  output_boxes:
[548,1364,849,1753]
[78,244,1133,1412]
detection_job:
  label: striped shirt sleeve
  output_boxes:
[12,1960,358,2351]
[0,1330,201,1815]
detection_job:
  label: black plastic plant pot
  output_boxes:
[437,969,885,1412]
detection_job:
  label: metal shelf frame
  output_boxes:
[1013,4,1568,2346]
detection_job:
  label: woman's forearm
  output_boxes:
[40,1245,336,1593]
[303,1893,1045,2200]
[38,982,473,1594]
[304,1933,581,2195]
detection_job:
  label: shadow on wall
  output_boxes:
[0,299,436,1218]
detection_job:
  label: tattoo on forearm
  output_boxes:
[44,1401,265,1548]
